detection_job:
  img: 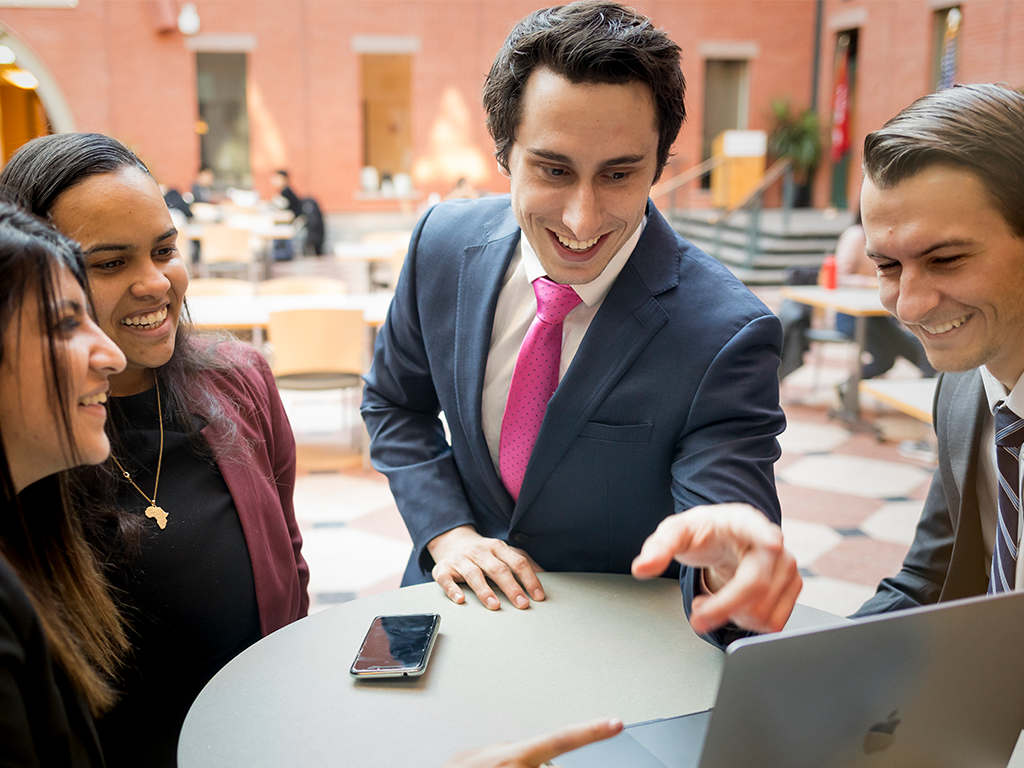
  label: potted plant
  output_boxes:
[768,99,822,207]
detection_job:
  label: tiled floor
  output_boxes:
[282,304,938,619]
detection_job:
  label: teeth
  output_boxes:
[121,307,167,329]
[80,392,108,407]
[556,233,600,251]
[922,316,967,334]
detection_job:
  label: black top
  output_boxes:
[97,387,262,768]
[0,553,104,767]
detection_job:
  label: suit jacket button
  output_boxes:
[511,533,529,545]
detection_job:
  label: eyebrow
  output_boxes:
[526,148,648,168]
[55,298,86,315]
[866,237,978,261]
[83,227,178,256]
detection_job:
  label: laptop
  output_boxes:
[559,590,1024,768]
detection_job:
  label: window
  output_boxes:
[932,7,962,91]
[196,52,250,189]
[361,54,412,192]
[701,59,749,188]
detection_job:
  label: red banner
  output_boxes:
[831,43,850,162]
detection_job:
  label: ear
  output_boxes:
[497,161,510,179]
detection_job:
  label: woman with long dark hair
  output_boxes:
[0,203,128,764]
[0,134,309,767]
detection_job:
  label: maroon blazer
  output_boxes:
[195,343,309,635]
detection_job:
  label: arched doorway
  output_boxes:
[0,26,75,163]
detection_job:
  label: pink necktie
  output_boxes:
[499,277,582,501]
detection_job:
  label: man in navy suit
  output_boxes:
[362,0,801,646]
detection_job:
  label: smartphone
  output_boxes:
[350,613,441,678]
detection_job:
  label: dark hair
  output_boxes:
[0,202,126,715]
[862,83,1024,237]
[0,133,239,549]
[482,0,686,181]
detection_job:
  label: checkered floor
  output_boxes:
[282,334,937,619]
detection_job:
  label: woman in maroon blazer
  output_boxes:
[0,134,309,768]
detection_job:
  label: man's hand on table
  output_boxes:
[428,525,546,610]
[632,503,801,636]
[443,717,623,768]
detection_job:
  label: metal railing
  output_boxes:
[651,155,796,271]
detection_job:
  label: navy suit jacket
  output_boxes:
[362,196,785,647]
[855,370,991,615]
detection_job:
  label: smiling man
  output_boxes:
[362,0,798,648]
[853,83,1024,614]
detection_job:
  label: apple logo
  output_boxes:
[863,709,901,754]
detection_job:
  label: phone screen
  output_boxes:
[350,613,440,677]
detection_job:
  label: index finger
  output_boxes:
[515,717,624,764]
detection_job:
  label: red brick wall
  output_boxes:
[817,0,1024,209]
[2,0,822,212]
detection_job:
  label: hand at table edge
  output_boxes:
[631,504,802,636]
[428,525,546,610]
[441,717,624,768]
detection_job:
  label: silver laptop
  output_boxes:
[559,590,1024,768]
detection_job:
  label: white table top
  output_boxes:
[178,573,841,768]
[185,292,394,329]
[779,285,891,316]
[859,378,937,425]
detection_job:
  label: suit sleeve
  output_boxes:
[361,208,478,575]
[674,311,786,648]
[853,373,960,615]
[852,470,955,616]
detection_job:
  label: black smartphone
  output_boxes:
[350,613,441,678]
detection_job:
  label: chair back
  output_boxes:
[199,225,253,264]
[267,309,365,380]
[186,278,256,297]
[257,277,348,295]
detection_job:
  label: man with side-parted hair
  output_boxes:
[853,82,1024,614]
[362,0,800,648]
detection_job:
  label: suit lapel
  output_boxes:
[942,370,989,598]
[513,204,677,520]
[454,205,520,519]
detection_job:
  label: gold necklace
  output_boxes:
[110,377,168,530]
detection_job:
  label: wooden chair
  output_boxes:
[256,277,348,295]
[198,224,258,280]
[186,278,255,297]
[266,309,367,461]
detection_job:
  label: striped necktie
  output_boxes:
[989,404,1024,593]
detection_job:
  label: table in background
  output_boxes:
[178,573,841,768]
[186,292,393,346]
[859,378,937,425]
[779,285,891,433]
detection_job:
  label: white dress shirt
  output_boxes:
[979,366,1024,589]
[481,219,647,472]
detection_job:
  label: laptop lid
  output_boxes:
[560,590,1024,768]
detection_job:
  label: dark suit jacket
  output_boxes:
[362,197,785,646]
[196,342,310,633]
[855,370,990,615]
[0,554,103,767]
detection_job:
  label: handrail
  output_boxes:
[649,155,724,201]
[721,157,792,221]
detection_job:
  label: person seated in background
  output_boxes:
[834,211,934,379]
[271,169,303,219]
[0,133,310,768]
[445,176,480,201]
[189,165,215,204]
[362,0,800,652]
[271,169,326,255]
[0,203,128,766]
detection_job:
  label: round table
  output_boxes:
[179,573,834,767]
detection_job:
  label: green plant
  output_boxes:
[768,99,822,184]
